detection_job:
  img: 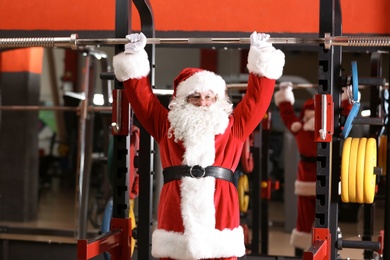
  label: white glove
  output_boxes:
[124,33,147,54]
[279,81,293,91]
[250,31,272,49]
[274,83,295,106]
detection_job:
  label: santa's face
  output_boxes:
[167,93,233,167]
[186,90,217,107]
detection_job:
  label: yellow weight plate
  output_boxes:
[341,137,352,203]
[364,138,377,204]
[129,199,137,255]
[356,138,367,203]
[348,138,360,203]
[238,174,250,213]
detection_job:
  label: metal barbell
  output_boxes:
[1,33,390,50]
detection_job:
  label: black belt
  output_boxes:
[300,154,317,162]
[163,165,234,184]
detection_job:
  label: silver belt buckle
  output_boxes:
[189,165,206,178]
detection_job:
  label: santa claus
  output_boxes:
[113,32,285,260]
[274,82,316,253]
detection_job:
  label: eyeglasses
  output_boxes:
[186,92,217,106]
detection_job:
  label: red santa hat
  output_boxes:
[173,68,227,100]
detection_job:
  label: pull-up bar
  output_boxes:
[1,33,390,50]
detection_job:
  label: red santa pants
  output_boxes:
[296,194,316,233]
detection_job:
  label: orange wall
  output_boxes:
[1,0,389,34]
[0,48,44,73]
[0,1,115,31]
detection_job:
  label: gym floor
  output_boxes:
[0,177,385,260]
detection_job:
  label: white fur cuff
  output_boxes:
[247,46,285,80]
[290,228,312,250]
[295,180,316,196]
[113,50,150,82]
[152,226,245,259]
[274,88,295,106]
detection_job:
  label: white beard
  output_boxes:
[167,97,232,167]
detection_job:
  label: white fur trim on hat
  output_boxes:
[112,50,150,82]
[151,177,245,259]
[290,228,312,250]
[247,45,285,79]
[176,71,226,99]
[295,180,316,196]
[274,87,295,106]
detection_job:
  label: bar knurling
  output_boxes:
[347,36,390,47]
[0,37,57,48]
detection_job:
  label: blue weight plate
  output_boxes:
[351,61,359,102]
[342,102,360,139]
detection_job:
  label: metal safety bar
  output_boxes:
[1,33,390,50]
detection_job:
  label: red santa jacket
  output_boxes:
[124,74,274,259]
